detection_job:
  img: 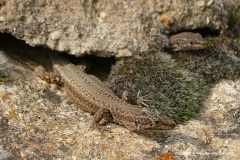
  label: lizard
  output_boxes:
[46,53,176,131]
[169,32,207,51]
[22,32,207,131]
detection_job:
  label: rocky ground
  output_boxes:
[0,35,239,160]
[0,0,240,159]
[0,0,239,57]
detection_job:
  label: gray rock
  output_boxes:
[0,0,239,57]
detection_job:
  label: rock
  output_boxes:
[0,29,239,160]
[0,0,239,57]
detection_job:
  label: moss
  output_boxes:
[0,69,12,83]
[8,108,19,120]
[205,36,215,48]
[172,49,240,85]
[0,77,13,83]
[228,9,240,32]
[108,49,240,124]
[227,9,240,57]
[20,16,26,22]
[109,52,208,124]
[118,65,128,75]
[233,37,240,58]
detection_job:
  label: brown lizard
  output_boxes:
[44,53,176,131]
[23,32,207,131]
[169,32,207,51]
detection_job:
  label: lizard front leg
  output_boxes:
[122,90,155,107]
[90,107,113,131]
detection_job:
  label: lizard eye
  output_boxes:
[155,121,160,124]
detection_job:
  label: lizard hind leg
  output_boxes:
[89,107,113,131]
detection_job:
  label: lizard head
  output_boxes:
[170,32,207,51]
[131,107,176,131]
[143,108,176,130]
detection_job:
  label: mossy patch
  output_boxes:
[108,49,240,124]
[228,9,240,35]
[0,69,13,83]
[108,52,208,124]
[172,49,240,85]
[233,37,240,57]
[228,8,240,57]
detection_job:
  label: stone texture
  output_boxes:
[0,0,239,159]
[0,36,239,160]
[0,0,239,57]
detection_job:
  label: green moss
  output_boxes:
[20,16,26,22]
[7,109,19,120]
[233,37,240,57]
[172,49,240,85]
[0,69,12,83]
[205,36,215,48]
[109,52,209,124]
[0,77,13,83]
[228,9,240,57]
[108,49,240,124]
[228,9,240,32]
[118,65,128,75]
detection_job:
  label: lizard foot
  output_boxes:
[136,90,156,107]
[89,108,113,132]
[122,90,156,107]
[88,122,112,132]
